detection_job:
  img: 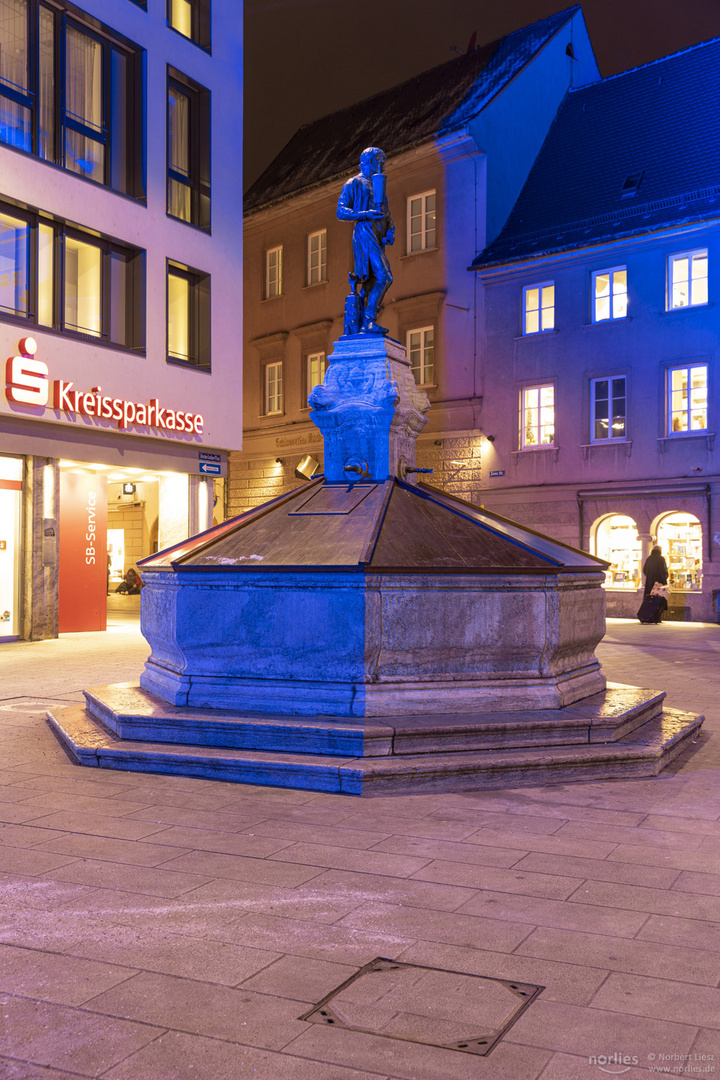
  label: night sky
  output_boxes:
[244,0,720,190]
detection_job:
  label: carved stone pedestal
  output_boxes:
[309,335,430,482]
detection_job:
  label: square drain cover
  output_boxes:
[299,957,544,1056]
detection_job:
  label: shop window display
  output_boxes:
[656,513,702,591]
[594,514,642,590]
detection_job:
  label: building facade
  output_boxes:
[474,37,720,622]
[0,0,243,639]
[234,9,598,514]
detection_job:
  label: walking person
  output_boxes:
[642,545,668,596]
[637,545,668,623]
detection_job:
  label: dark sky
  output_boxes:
[244,0,720,190]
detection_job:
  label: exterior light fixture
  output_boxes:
[122,483,136,495]
[275,458,284,464]
[485,434,496,443]
[295,454,320,480]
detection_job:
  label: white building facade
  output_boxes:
[0,0,243,639]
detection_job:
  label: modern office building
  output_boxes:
[0,0,243,639]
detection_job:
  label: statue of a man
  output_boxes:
[337,146,394,334]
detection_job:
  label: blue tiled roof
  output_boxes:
[245,7,579,214]
[473,37,720,268]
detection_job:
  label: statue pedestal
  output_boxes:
[309,335,430,482]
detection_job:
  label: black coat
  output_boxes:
[643,551,668,596]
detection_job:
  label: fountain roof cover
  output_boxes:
[139,478,606,575]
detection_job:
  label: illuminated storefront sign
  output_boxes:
[5,340,204,436]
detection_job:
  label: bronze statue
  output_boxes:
[337,147,394,334]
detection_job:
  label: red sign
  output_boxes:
[59,472,108,632]
[5,346,204,435]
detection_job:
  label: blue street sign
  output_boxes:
[199,452,221,462]
[489,470,505,478]
[199,461,221,474]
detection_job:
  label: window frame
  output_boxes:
[166,66,211,231]
[666,363,709,436]
[166,258,210,371]
[591,266,628,323]
[306,229,327,286]
[264,359,284,416]
[406,325,434,387]
[590,375,627,443]
[167,0,211,52]
[519,383,556,449]
[667,249,708,310]
[406,190,436,254]
[264,245,283,300]
[0,197,144,350]
[0,0,145,198]
[522,282,555,335]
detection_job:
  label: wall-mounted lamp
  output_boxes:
[485,434,495,443]
[433,439,443,446]
[275,458,284,465]
[295,454,320,480]
[122,483,136,495]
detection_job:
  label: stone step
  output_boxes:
[82,682,665,758]
[46,704,704,796]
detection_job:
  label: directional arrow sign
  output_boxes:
[199,461,221,474]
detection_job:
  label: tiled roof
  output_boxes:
[473,37,720,268]
[245,7,579,214]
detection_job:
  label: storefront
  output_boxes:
[0,455,22,640]
[2,335,229,640]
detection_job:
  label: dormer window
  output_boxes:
[620,172,644,198]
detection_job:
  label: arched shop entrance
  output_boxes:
[655,512,703,594]
[593,513,642,591]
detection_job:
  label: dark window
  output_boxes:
[167,67,210,230]
[167,259,210,370]
[0,0,145,198]
[0,199,144,349]
[167,0,210,51]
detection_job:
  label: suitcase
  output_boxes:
[637,595,666,624]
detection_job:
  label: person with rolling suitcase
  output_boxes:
[638,546,669,622]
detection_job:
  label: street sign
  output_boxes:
[199,461,221,474]
[489,470,505,478]
[199,452,221,462]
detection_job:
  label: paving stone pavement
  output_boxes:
[0,617,719,1079]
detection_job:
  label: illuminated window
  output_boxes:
[265,361,283,415]
[0,200,142,348]
[307,230,327,285]
[669,250,708,309]
[64,236,102,337]
[0,1,143,196]
[167,259,210,369]
[167,68,210,230]
[306,351,326,403]
[667,364,708,434]
[0,209,29,316]
[265,246,282,299]
[591,376,626,442]
[406,326,434,386]
[167,0,210,50]
[523,283,554,334]
[592,267,627,321]
[656,512,702,592]
[407,191,436,253]
[520,384,555,447]
[594,514,641,590]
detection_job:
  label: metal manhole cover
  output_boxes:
[299,957,544,1056]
